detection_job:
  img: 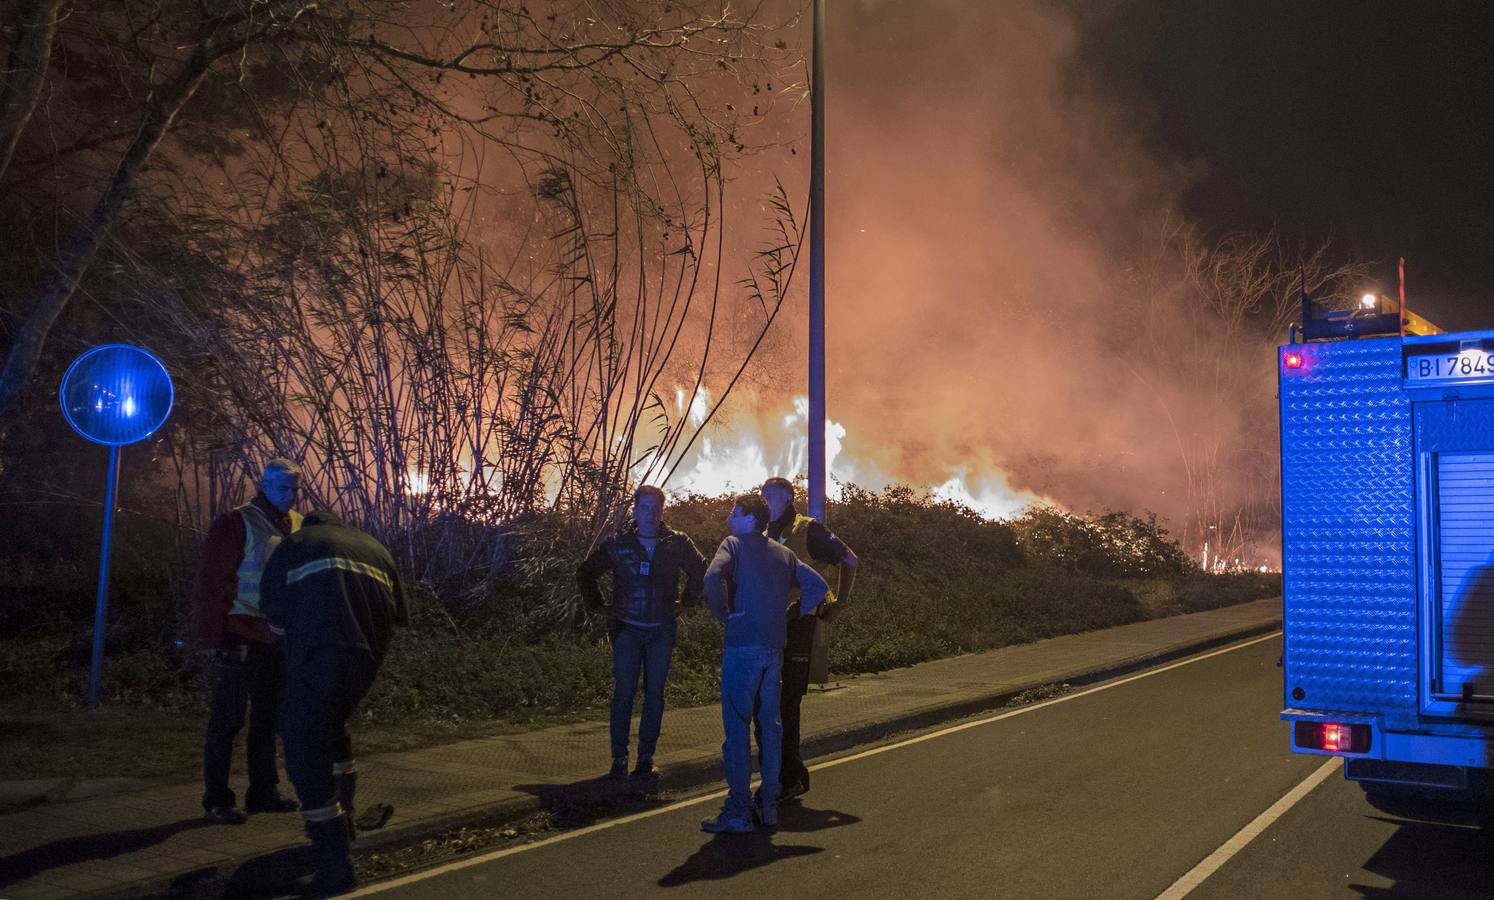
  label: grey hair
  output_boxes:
[262,458,301,481]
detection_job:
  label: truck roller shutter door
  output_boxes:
[1437,451,1494,701]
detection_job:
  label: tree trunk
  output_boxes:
[0,0,62,183]
[0,49,213,424]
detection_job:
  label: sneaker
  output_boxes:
[780,778,808,801]
[630,757,659,781]
[701,811,754,834]
[605,757,629,780]
[203,805,248,826]
[244,792,299,814]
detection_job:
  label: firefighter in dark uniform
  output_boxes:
[261,510,409,895]
[760,477,858,800]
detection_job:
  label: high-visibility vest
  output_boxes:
[232,503,303,618]
[775,514,839,605]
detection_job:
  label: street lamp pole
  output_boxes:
[808,0,827,520]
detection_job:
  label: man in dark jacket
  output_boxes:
[261,510,409,896]
[577,485,707,780]
[190,458,303,824]
[760,476,858,801]
[702,493,827,833]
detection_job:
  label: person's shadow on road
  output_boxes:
[512,773,668,830]
[149,845,316,900]
[657,804,860,887]
[1348,814,1494,898]
[0,817,212,887]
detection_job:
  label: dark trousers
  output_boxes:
[282,648,379,818]
[609,622,676,762]
[202,638,285,810]
[757,618,814,789]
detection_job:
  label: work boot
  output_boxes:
[751,791,779,828]
[299,815,356,896]
[780,777,808,801]
[335,771,358,842]
[606,757,628,780]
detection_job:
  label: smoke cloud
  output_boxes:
[707,0,1270,556]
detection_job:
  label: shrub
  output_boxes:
[1171,572,1282,613]
[0,486,1274,725]
[1012,507,1194,578]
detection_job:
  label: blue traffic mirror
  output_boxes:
[59,344,174,446]
[59,344,175,708]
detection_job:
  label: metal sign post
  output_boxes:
[89,444,121,709]
[59,344,173,709]
[808,0,827,520]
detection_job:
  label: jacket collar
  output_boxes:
[252,492,294,532]
[624,520,675,541]
[767,503,799,538]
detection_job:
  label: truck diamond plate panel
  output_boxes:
[1281,337,1418,718]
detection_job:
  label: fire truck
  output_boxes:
[1280,293,1494,801]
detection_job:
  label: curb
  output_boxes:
[98,616,1281,898]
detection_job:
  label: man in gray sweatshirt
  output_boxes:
[702,493,828,833]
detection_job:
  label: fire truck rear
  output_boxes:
[1280,294,1494,800]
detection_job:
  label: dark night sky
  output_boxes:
[1071,1,1494,333]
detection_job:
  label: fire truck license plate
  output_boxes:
[1407,351,1494,383]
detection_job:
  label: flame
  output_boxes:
[930,468,1040,520]
[404,456,501,502]
[668,393,1046,519]
[393,385,1049,523]
[666,391,848,498]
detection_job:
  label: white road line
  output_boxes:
[352,630,1282,896]
[804,631,1281,772]
[1154,756,1342,900]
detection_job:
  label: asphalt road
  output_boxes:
[356,635,1494,899]
[1192,755,1494,899]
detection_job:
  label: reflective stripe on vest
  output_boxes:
[233,504,303,618]
[777,514,838,604]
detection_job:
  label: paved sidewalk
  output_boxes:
[0,598,1281,899]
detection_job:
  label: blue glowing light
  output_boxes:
[59,345,173,446]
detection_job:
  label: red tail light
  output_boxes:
[1283,351,1304,370]
[1294,721,1371,754]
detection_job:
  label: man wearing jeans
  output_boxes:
[702,493,827,833]
[578,486,707,780]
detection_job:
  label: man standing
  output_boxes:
[702,493,827,833]
[760,476,858,801]
[578,486,706,780]
[190,458,303,825]
[261,510,409,896]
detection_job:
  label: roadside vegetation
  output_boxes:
[0,488,1277,781]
